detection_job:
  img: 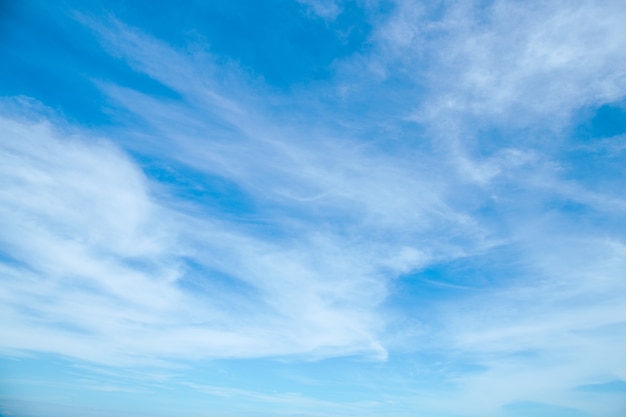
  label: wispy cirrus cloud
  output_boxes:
[352,1,626,415]
[373,0,626,123]
[1,103,389,363]
[2,1,626,416]
[0,31,486,365]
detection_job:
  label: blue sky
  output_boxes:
[1,1,626,416]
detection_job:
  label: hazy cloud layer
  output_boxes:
[2,1,626,416]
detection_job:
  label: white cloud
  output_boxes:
[340,2,626,415]
[4,3,626,415]
[0,86,483,366]
[375,0,626,126]
[411,226,626,416]
[0,10,502,367]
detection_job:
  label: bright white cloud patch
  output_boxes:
[0,107,391,362]
[0,95,474,365]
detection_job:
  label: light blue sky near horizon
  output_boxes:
[1,1,626,416]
